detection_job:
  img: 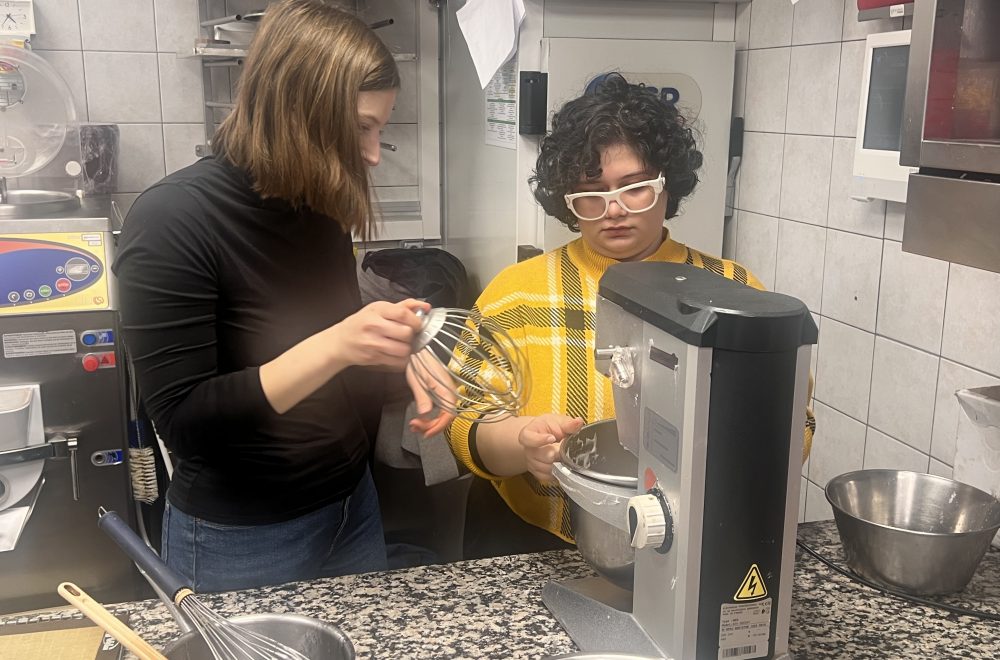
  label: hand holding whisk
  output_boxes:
[98,508,313,660]
[408,307,529,423]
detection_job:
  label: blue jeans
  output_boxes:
[161,467,387,592]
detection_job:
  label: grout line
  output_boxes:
[150,4,167,177]
[75,0,90,122]
[925,262,953,469]
[938,262,951,357]
[815,395,933,463]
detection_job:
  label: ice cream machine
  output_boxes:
[0,204,137,614]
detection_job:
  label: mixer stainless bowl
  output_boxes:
[164,613,355,660]
[559,419,637,590]
[826,469,1000,595]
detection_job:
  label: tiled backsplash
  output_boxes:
[33,0,204,209]
[725,0,1000,523]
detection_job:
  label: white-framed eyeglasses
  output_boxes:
[564,175,665,222]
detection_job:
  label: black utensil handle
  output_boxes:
[98,509,189,601]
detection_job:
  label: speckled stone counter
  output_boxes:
[3,521,998,659]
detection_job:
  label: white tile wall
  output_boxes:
[821,229,882,332]
[834,40,865,138]
[163,124,205,173]
[786,43,840,136]
[804,479,834,522]
[814,318,875,422]
[744,48,790,133]
[738,132,784,217]
[80,0,157,52]
[84,52,162,123]
[863,427,930,473]
[941,265,1000,379]
[36,50,88,120]
[158,55,204,123]
[735,211,779,289]
[883,202,906,242]
[774,219,826,314]
[928,459,953,479]
[154,0,202,53]
[868,337,938,453]
[792,0,845,45]
[809,402,866,489]
[117,124,167,192]
[748,0,794,49]
[32,0,83,50]
[728,0,1000,521]
[779,134,832,226]
[876,241,949,354]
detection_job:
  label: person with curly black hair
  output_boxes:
[445,73,814,559]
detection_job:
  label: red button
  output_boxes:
[82,355,100,372]
[55,278,72,293]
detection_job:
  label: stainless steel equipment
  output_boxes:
[544,262,816,660]
[901,0,1000,274]
[0,199,138,614]
[558,419,636,590]
[825,469,1000,595]
[164,614,356,660]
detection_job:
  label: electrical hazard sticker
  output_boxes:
[734,564,767,601]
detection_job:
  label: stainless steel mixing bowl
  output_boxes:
[164,613,356,660]
[560,419,637,590]
[826,469,1000,595]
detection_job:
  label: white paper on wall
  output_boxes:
[456,0,526,89]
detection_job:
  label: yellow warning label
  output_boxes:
[734,564,767,601]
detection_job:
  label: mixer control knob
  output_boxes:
[627,492,672,552]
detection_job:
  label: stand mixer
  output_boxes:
[544,262,817,660]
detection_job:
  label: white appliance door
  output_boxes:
[543,38,734,256]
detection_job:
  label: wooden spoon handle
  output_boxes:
[57,582,167,660]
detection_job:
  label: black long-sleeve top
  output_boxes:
[113,157,379,524]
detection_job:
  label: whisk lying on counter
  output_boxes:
[409,307,529,422]
[97,508,312,660]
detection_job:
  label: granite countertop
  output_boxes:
[2,521,998,659]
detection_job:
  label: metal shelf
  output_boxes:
[182,44,417,62]
[858,2,913,21]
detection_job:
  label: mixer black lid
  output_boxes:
[598,262,818,352]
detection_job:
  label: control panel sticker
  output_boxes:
[3,329,77,358]
[734,563,768,601]
[719,598,771,660]
[643,408,680,472]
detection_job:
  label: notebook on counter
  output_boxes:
[0,614,128,660]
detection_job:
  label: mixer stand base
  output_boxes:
[542,577,666,659]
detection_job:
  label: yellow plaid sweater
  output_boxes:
[446,233,815,543]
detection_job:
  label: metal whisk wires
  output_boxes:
[97,508,312,660]
[178,592,310,660]
[410,307,528,422]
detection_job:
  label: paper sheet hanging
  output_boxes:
[456,0,526,89]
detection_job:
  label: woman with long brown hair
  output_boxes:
[113,0,447,592]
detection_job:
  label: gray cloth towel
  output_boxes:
[375,399,462,486]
